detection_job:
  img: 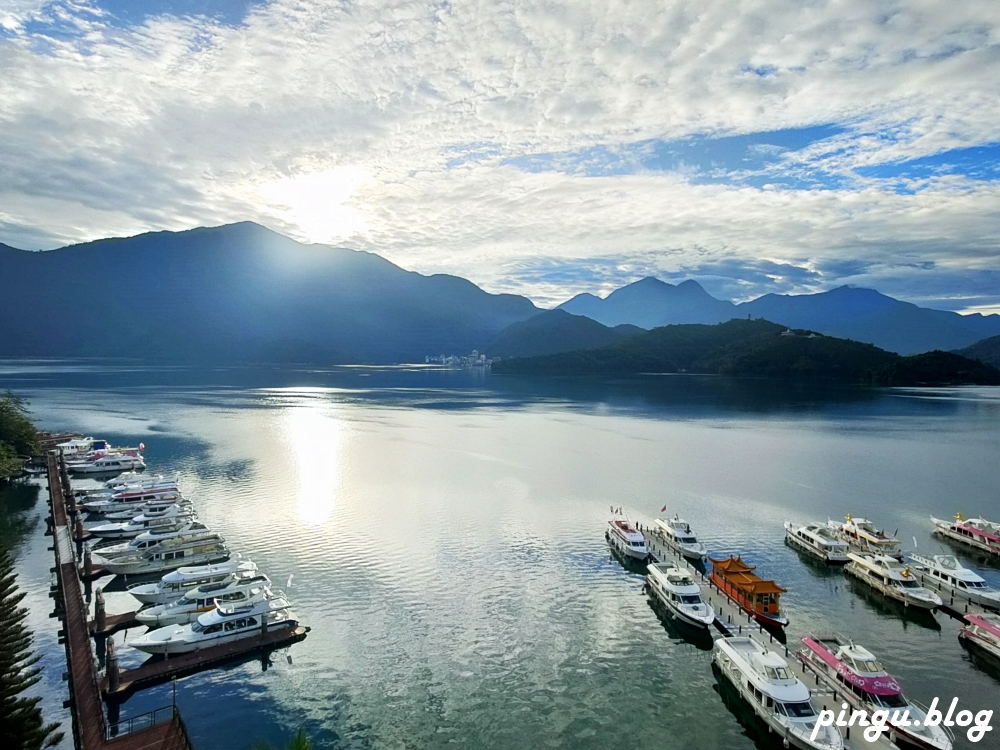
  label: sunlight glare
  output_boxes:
[261,167,371,243]
[285,404,344,526]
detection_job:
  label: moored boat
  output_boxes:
[798,634,953,750]
[713,636,843,750]
[136,571,272,626]
[129,590,296,655]
[127,556,255,605]
[908,554,1000,609]
[931,514,1000,558]
[832,516,902,560]
[709,555,789,628]
[645,563,715,628]
[959,613,1000,661]
[81,485,180,514]
[653,514,707,561]
[86,504,194,539]
[92,535,229,576]
[91,522,215,559]
[101,497,192,521]
[606,517,650,560]
[785,521,850,564]
[844,554,941,610]
[69,450,146,474]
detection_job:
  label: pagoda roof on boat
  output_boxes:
[709,555,786,595]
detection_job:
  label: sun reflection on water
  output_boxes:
[284,403,345,526]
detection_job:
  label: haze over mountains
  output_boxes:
[2,222,999,364]
[558,277,1000,355]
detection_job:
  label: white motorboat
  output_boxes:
[129,591,296,655]
[931,514,1000,558]
[832,516,902,560]
[799,634,953,750]
[76,474,177,499]
[785,521,851,564]
[101,497,192,521]
[959,613,1000,661]
[844,553,942,610]
[645,563,715,628]
[606,517,649,560]
[908,554,1000,609]
[653,515,707,560]
[92,535,229,576]
[81,486,180,514]
[713,636,844,750]
[127,556,256,605]
[91,522,216,558]
[86,508,196,540]
[58,437,107,458]
[70,451,146,474]
[136,572,272,626]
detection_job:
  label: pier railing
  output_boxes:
[105,705,189,745]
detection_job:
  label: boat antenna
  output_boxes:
[286,573,294,589]
[912,536,918,550]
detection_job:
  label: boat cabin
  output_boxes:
[709,555,786,620]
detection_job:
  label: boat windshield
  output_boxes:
[872,693,907,709]
[765,666,791,680]
[854,659,883,673]
[897,579,920,589]
[680,595,702,604]
[191,622,204,633]
[777,701,816,718]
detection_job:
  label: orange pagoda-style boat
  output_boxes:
[709,555,789,628]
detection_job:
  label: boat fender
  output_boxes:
[782,740,789,749]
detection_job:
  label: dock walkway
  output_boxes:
[47,453,192,750]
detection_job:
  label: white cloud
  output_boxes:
[1,0,999,309]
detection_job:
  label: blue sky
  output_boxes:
[2,1,1000,311]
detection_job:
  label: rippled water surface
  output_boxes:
[3,362,1000,749]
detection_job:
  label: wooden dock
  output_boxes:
[47,452,193,750]
[102,626,309,699]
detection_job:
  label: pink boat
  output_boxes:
[931,514,1000,558]
[959,613,1000,661]
[798,634,953,750]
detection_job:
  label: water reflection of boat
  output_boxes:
[645,598,714,651]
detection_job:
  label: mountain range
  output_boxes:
[2,222,999,364]
[559,277,1000,355]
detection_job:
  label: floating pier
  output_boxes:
[46,452,192,750]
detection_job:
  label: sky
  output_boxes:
[1,1,1000,311]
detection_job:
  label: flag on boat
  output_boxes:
[660,505,666,512]
[139,443,145,451]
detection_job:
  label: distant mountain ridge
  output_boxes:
[492,319,1000,386]
[956,334,1000,368]
[0,222,539,364]
[558,279,1000,355]
[488,309,640,359]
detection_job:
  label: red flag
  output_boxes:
[660,505,666,513]
[139,443,145,451]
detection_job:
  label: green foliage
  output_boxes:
[0,483,41,551]
[256,727,313,750]
[0,549,63,749]
[0,392,38,480]
[493,319,1000,386]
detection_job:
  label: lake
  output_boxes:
[3,361,999,749]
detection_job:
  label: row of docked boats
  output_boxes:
[59,436,146,474]
[73,463,303,656]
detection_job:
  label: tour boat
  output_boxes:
[646,563,715,628]
[709,555,789,628]
[931,514,1000,558]
[101,497,192,521]
[606,518,650,560]
[959,613,1000,661]
[908,554,1000,609]
[832,516,903,560]
[799,634,953,750]
[713,636,843,750]
[136,572,272,626]
[92,535,230,576]
[653,515,707,561]
[58,437,107,458]
[844,553,941,610]
[127,556,257,605]
[129,591,297,655]
[70,450,145,474]
[784,521,850,564]
[91,522,216,558]
[86,504,195,539]
[81,486,180,514]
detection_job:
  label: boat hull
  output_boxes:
[932,522,1000,559]
[606,530,648,560]
[95,550,230,576]
[132,620,298,655]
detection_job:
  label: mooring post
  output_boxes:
[262,613,269,635]
[95,587,106,634]
[106,639,119,694]
[84,547,93,579]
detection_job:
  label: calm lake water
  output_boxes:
[2,361,1000,750]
